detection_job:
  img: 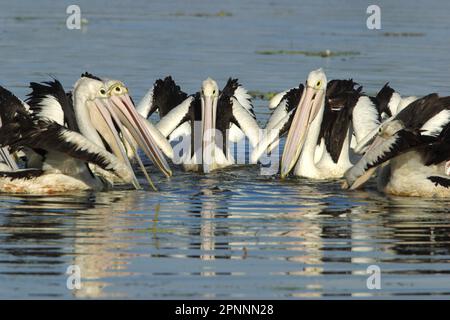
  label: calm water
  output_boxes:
[1,0,450,299]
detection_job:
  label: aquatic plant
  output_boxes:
[248,90,278,100]
[382,32,425,37]
[255,49,360,57]
[171,10,232,18]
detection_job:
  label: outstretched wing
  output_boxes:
[26,79,79,132]
[0,85,131,182]
[137,76,189,119]
[0,85,29,123]
[374,83,396,118]
[266,86,303,132]
[250,86,303,163]
[251,109,295,164]
[217,78,260,148]
[156,95,195,138]
[345,95,450,188]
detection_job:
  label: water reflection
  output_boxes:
[188,179,232,276]
[1,178,450,298]
[0,194,95,266]
[379,197,450,259]
[70,192,144,298]
[0,191,160,298]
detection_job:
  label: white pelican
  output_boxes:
[344,93,450,197]
[252,69,380,179]
[353,83,418,154]
[24,73,172,190]
[139,76,260,172]
[0,85,133,194]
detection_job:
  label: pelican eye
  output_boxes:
[315,80,322,89]
[115,86,121,93]
[99,88,107,95]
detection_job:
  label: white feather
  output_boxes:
[156,96,193,137]
[266,99,288,132]
[352,96,380,145]
[0,172,99,194]
[397,96,418,113]
[421,109,450,137]
[34,96,65,126]
[269,90,289,109]
[136,87,154,118]
[387,92,402,116]
[251,110,293,163]
[60,130,132,183]
[169,121,191,142]
[231,97,260,147]
[233,86,253,114]
[228,124,245,143]
[314,139,325,163]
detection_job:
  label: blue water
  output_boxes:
[0,0,450,299]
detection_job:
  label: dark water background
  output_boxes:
[0,0,450,298]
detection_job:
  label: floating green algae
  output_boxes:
[171,10,232,17]
[14,16,40,21]
[248,90,278,100]
[382,32,425,37]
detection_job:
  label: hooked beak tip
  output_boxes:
[280,167,288,179]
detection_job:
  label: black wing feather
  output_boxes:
[318,79,362,162]
[26,79,79,132]
[81,72,102,81]
[149,76,188,118]
[374,83,395,118]
[0,85,119,174]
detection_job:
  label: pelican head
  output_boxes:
[73,75,171,190]
[104,79,171,178]
[280,69,327,178]
[200,77,219,173]
[344,119,406,190]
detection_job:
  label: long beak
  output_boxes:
[103,101,158,191]
[0,147,18,171]
[348,167,377,190]
[202,95,216,173]
[353,123,385,155]
[0,116,18,171]
[109,94,172,178]
[90,99,141,189]
[344,135,386,190]
[280,86,324,178]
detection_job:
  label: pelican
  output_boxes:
[344,93,450,197]
[139,76,260,172]
[0,85,134,194]
[252,69,380,179]
[353,83,418,154]
[24,73,172,190]
[373,83,418,121]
